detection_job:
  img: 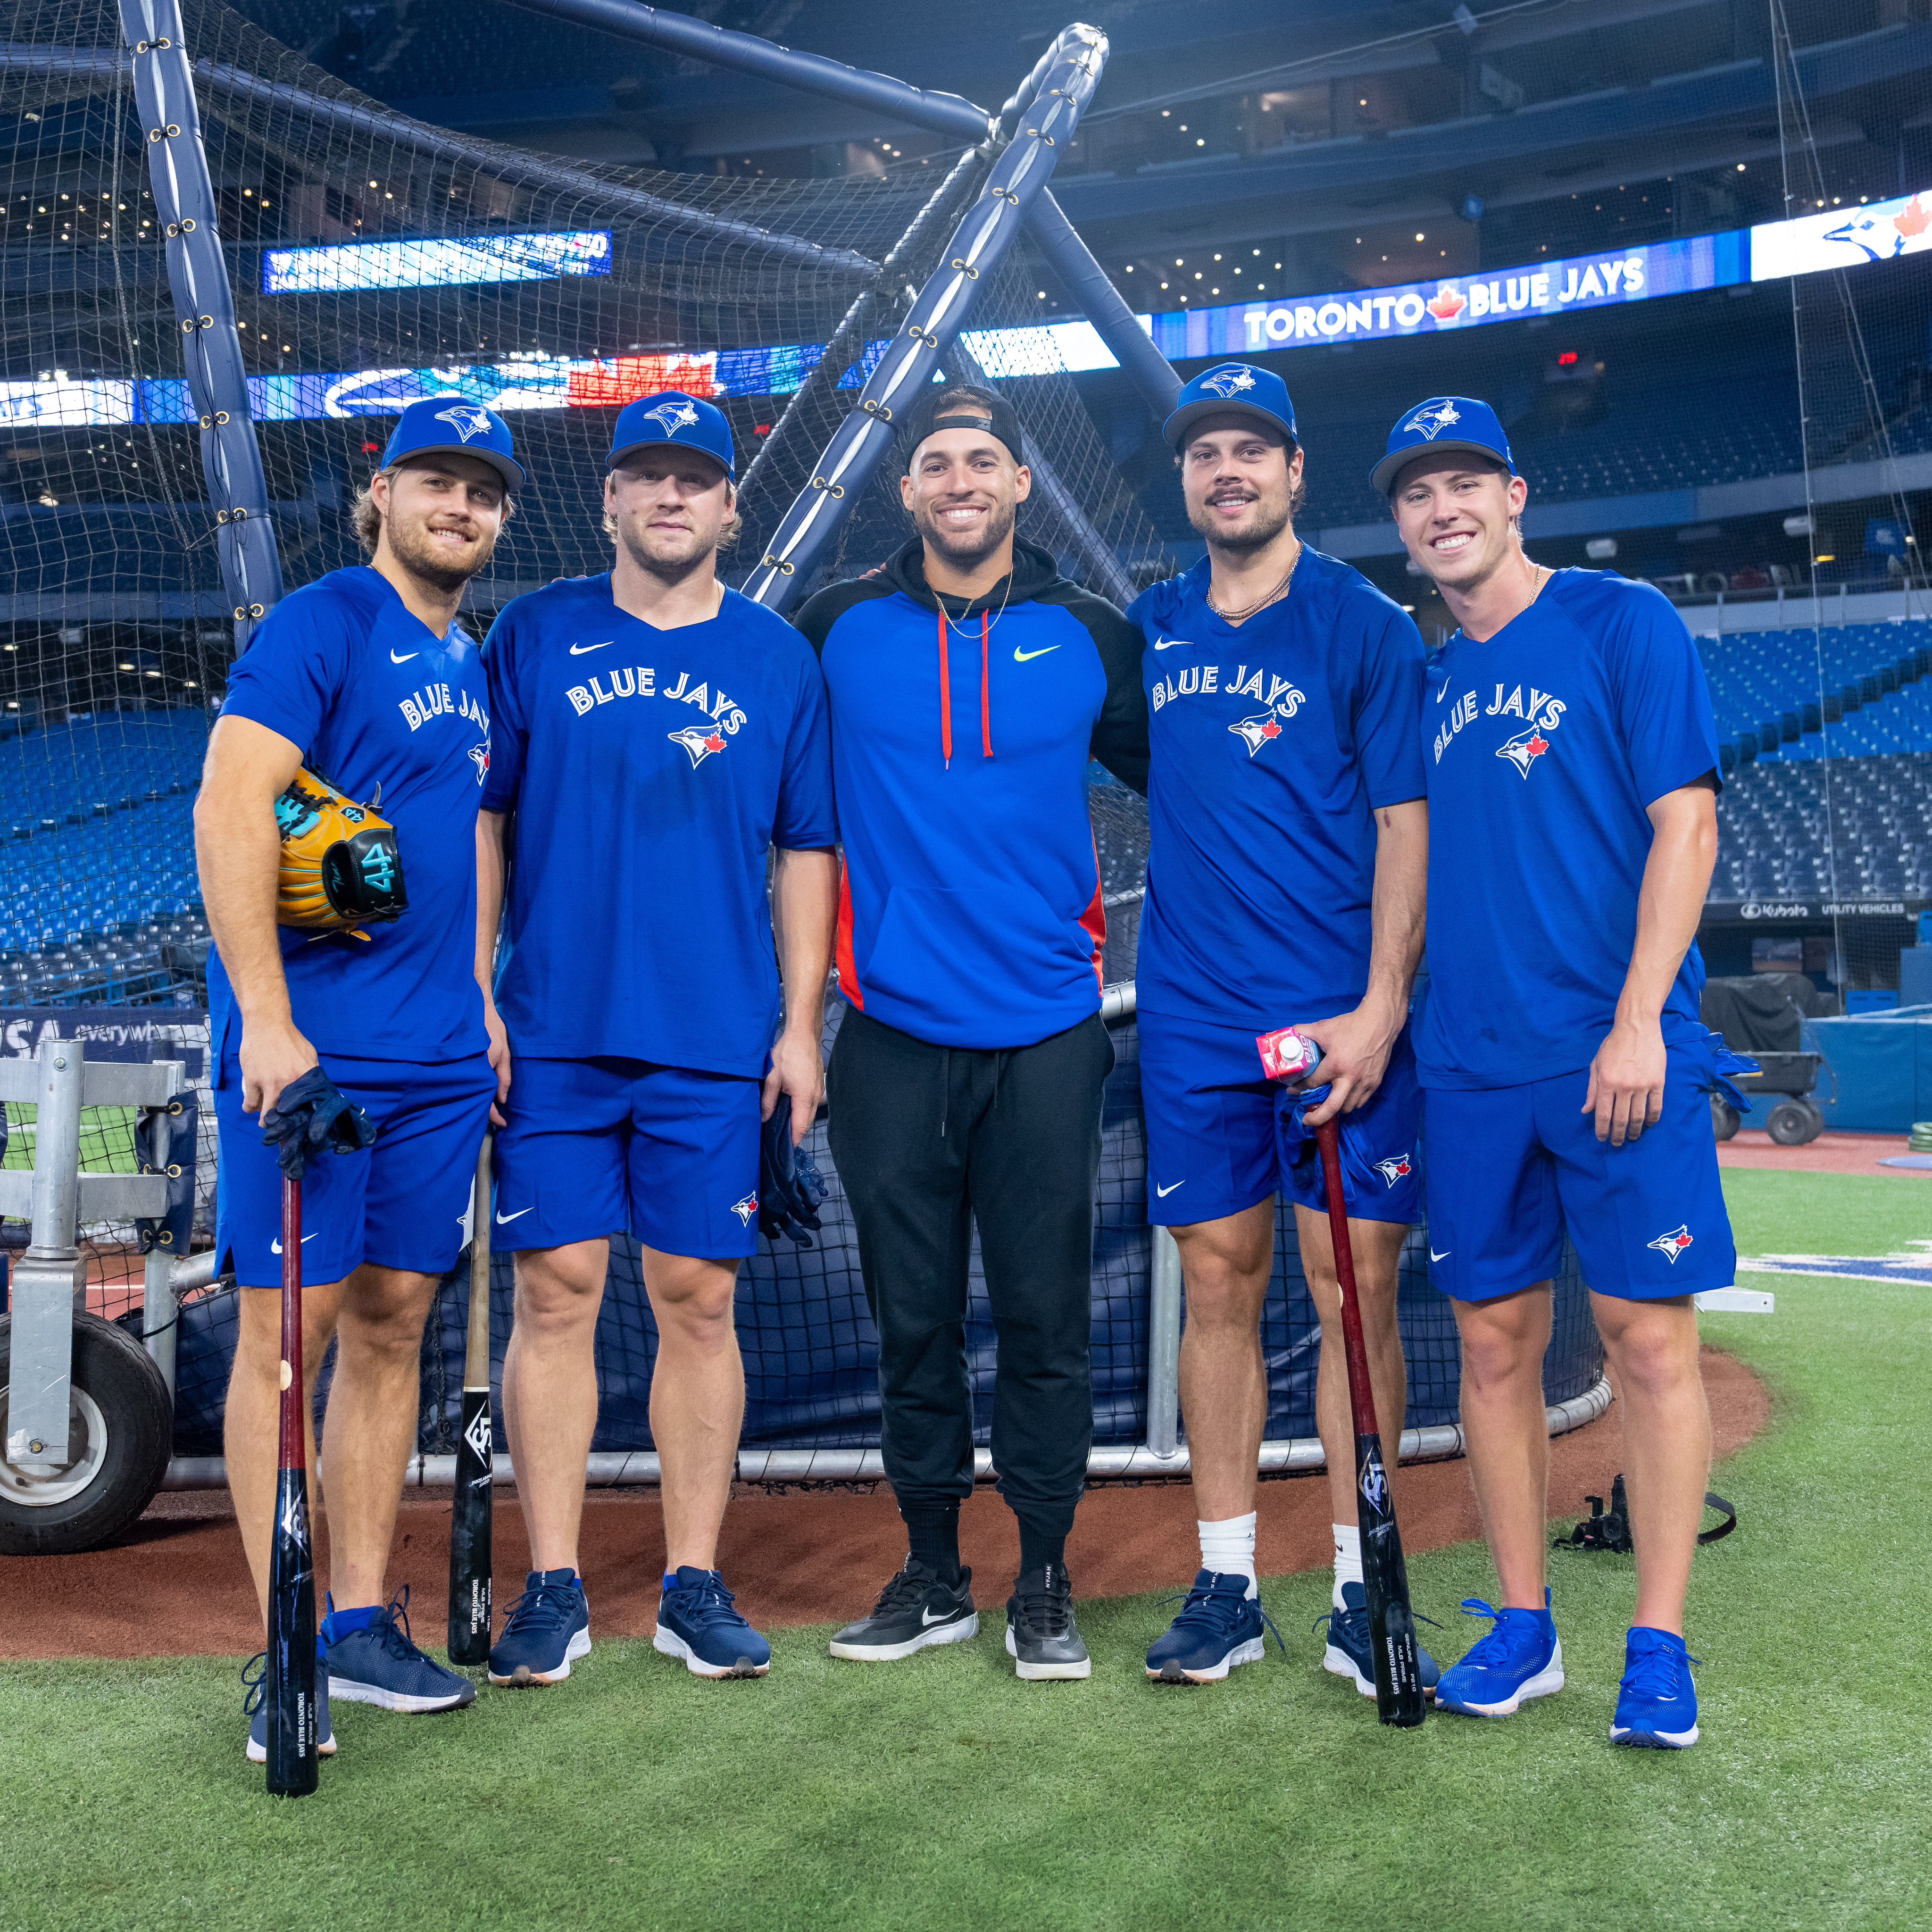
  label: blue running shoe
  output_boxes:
[1435,1590,1564,1717]
[653,1567,771,1679]
[1316,1582,1442,1699]
[489,1568,591,1688]
[243,1645,335,1763]
[1146,1570,1282,1684]
[1611,1626,1700,1749]
[325,1587,477,1713]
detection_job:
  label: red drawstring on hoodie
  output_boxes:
[936,605,994,767]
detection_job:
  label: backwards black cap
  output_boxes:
[896,383,1026,469]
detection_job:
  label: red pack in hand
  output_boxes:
[1257,1026,1320,1083]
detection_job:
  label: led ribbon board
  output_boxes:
[261,229,613,295]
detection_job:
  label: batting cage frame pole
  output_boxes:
[741,23,1112,613]
[499,0,996,145]
[117,0,285,648]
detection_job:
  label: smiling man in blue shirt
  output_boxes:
[196,396,517,1756]
[1382,395,1731,1749]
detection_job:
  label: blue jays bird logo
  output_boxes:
[669,724,728,767]
[1496,725,1550,777]
[1374,1153,1414,1188]
[643,398,702,437]
[467,742,490,784]
[1400,398,1462,441]
[1199,364,1258,400]
[434,403,496,443]
[1230,710,1284,756]
[732,1192,758,1227]
[1649,1224,1694,1264]
[1823,208,1906,263]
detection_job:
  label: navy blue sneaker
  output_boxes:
[1435,1590,1564,1718]
[653,1567,771,1679]
[489,1568,591,1687]
[1146,1570,1282,1684]
[325,1587,477,1713]
[243,1645,335,1763]
[1316,1582,1442,1699]
[1611,1626,1700,1749]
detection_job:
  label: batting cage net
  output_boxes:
[1,0,1604,1477]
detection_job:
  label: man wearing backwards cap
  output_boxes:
[1126,363,1435,1694]
[793,382,1148,1681]
[475,391,837,1686]
[1380,396,1732,1748]
[196,394,517,1754]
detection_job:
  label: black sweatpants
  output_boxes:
[826,1004,1114,1541]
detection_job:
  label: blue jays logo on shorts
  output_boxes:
[1496,725,1551,777]
[669,724,728,767]
[1648,1224,1694,1264]
[1374,1152,1414,1188]
[644,398,702,437]
[435,403,496,443]
[1199,364,1258,400]
[1400,398,1462,440]
[467,742,490,784]
[731,1191,758,1227]
[1230,710,1284,756]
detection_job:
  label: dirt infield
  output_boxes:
[1716,1129,1926,1175]
[0,1348,1767,1662]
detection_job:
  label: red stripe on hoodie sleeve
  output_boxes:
[834,852,865,1009]
[1079,833,1108,991]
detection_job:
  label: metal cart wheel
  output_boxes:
[1765,1099,1814,1148]
[1710,1096,1742,1141]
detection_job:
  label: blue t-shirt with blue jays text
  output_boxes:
[208,565,491,1067]
[1128,548,1428,1033]
[1417,569,1722,1089]
[482,575,837,1077]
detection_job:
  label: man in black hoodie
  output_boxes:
[793,384,1148,1680]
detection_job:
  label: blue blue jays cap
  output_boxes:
[380,395,523,492]
[1162,362,1297,451]
[608,391,736,481]
[1371,395,1515,496]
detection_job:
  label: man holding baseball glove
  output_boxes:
[195,396,513,1756]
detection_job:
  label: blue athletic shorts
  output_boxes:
[214,1046,495,1289]
[1422,1036,1737,1303]
[491,1056,763,1260]
[1138,1008,1422,1228]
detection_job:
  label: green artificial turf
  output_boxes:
[1721,1165,1931,1259]
[1,1199,1928,1929]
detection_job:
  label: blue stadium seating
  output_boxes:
[1711,753,1932,901]
[1697,621,1932,765]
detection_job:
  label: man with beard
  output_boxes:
[793,383,1148,1681]
[196,397,518,1756]
[1127,364,1436,1695]
[475,392,837,1685]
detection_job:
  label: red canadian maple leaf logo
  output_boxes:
[1894,195,1931,240]
[1427,285,1466,321]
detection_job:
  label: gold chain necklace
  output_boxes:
[936,567,1014,639]
[1207,543,1301,625]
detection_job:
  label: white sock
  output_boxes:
[1332,1523,1363,1611]
[1198,1512,1258,1598]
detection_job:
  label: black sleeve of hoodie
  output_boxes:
[791,575,894,657]
[1039,583,1150,796]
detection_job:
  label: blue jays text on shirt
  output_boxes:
[556,654,749,758]
[397,674,491,775]
[1149,648,1307,755]
[1432,678,1568,769]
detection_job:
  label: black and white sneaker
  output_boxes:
[1005,1563,1091,1681]
[828,1561,979,1661]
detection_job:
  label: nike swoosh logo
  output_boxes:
[1434,679,1451,702]
[495,1207,534,1224]
[1013,645,1061,663]
[1153,638,1188,650]
[1155,1180,1185,1198]
[921,1606,956,1625]
[1430,1248,1450,1262]
[269,1233,318,1253]
[569,641,612,655]
[391,649,418,664]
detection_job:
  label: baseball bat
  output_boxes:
[1315,1118,1425,1729]
[447,1135,494,1666]
[266,1176,320,1795]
